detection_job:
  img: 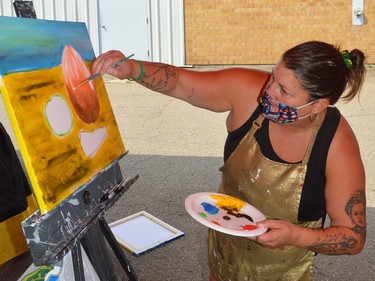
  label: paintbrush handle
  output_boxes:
[109,53,134,69]
[73,72,100,89]
[86,72,101,82]
[74,53,135,89]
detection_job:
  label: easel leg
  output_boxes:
[81,222,120,281]
[99,217,138,281]
[71,243,85,281]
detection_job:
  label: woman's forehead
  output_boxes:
[273,61,301,91]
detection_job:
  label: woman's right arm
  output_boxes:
[92,50,270,128]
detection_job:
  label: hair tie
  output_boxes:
[341,50,353,69]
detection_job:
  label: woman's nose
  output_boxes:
[266,85,282,103]
[266,81,277,95]
[265,88,276,101]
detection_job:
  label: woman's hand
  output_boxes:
[92,50,134,80]
[248,219,300,249]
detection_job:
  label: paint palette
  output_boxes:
[185,192,268,237]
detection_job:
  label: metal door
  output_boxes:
[98,0,150,61]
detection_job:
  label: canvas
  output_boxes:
[0,16,126,214]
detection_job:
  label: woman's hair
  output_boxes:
[281,41,366,104]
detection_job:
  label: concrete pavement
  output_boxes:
[0,65,374,280]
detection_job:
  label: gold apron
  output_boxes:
[207,114,323,281]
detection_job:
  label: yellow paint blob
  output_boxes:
[209,194,245,212]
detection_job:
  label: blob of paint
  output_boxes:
[211,220,221,226]
[201,202,219,215]
[199,212,207,218]
[243,225,258,231]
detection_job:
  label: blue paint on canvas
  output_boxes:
[0,16,95,75]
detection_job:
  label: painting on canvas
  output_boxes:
[0,16,126,214]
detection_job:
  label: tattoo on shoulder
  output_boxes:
[141,64,177,92]
[345,189,366,240]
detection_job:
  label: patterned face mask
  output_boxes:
[260,92,315,124]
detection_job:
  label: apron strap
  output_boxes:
[251,113,265,134]
[251,112,324,165]
[302,112,324,164]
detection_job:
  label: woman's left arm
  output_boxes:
[254,117,366,255]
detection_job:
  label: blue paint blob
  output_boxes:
[201,202,219,215]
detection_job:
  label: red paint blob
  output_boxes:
[211,220,221,226]
[61,45,100,124]
[243,224,257,231]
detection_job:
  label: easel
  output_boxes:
[12,2,140,280]
[22,154,140,281]
[13,1,37,18]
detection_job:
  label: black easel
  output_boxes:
[22,155,140,281]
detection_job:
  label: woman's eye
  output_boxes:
[280,88,291,96]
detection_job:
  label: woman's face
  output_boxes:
[266,61,313,116]
[351,203,365,228]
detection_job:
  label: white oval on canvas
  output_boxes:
[45,95,72,136]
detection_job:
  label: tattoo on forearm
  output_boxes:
[140,64,177,93]
[307,228,357,254]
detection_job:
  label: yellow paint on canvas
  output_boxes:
[0,65,125,214]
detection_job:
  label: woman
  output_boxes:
[92,41,366,280]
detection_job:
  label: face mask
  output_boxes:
[260,92,315,124]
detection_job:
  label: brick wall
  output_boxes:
[184,0,375,65]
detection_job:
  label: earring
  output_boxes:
[310,112,317,122]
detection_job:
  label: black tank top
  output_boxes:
[224,105,341,221]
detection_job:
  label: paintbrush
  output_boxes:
[73,53,135,90]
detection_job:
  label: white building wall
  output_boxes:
[0,0,185,65]
[149,0,185,65]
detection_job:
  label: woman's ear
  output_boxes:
[313,98,330,113]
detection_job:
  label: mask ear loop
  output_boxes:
[300,100,318,122]
[309,100,334,122]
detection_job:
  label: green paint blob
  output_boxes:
[199,212,207,218]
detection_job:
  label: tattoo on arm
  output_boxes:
[307,227,357,254]
[307,189,366,254]
[345,189,366,241]
[140,64,177,93]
